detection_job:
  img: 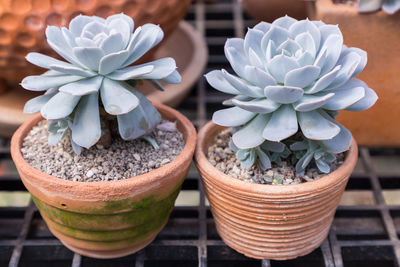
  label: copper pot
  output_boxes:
[0,0,191,86]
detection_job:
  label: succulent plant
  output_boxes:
[357,0,400,14]
[205,16,377,173]
[229,138,289,170]
[290,139,336,174]
[22,13,181,154]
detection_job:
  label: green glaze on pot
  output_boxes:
[31,184,181,239]
[42,211,169,242]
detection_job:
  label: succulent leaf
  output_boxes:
[212,106,255,127]
[117,88,161,140]
[256,148,272,170]
[24,88,58,114]
[48,121,69,146]
[21,75,83,91]
[232,139,288,171]
[41,92,81,120]
[262,104,298,142]
[298,110,340,140]
[264,85,304,104]
[22,13,181,153]
[107,65,154,81]
[71,92,101,149]
[346,86,378,111]
[382,0,400,14]
[100,78,139,115]
[244,65,276,88]
[292,139,337,174]
[163,70,182,84]
[122,24,164,67]
[59,76,103,96]
[284,65,320,88]
[293,93,335,112]
[232,114,270,149]
[231,98,280,113]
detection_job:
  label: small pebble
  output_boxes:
[86,170,94,178]
[161,159,170,165]
[148,161,156,168]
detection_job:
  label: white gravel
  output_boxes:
[21,120,185,182]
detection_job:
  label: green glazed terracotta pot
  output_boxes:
[10,103,197,259]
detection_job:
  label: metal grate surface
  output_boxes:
[1,1,400,266]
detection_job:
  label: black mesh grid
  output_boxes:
[1,1,400,266]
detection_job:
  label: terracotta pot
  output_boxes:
[195,121,358,260]
[10,103,197,259]
[242,0,307,22]
[307,0,400,147]
[0,0,191,86]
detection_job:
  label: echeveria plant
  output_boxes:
[22,13,181,154]
[357,0,400,14]
[205,16,378,173]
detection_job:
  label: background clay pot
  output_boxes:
[195,122,358,260]
[0,0,191,87]
[307,0,400,147]
[242,0,307,22]
[10,103,197,259]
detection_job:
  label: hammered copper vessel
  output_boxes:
[195,122,358,260]
[0,0,191,86]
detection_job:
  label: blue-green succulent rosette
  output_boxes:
[21,13,181,154]
[205,16,378,173]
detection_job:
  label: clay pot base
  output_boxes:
[50,220,166,259]
[58,230,158,259]
[0,21,207,138]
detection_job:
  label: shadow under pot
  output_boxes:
[10,103,197,259]
[194,121,358,260]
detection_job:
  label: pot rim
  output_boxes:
[11,102,197,191]
[195,121,358,197]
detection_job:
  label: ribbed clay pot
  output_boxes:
[195,122,358,260]
[0,0,191,87]
[11,103,197,259]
